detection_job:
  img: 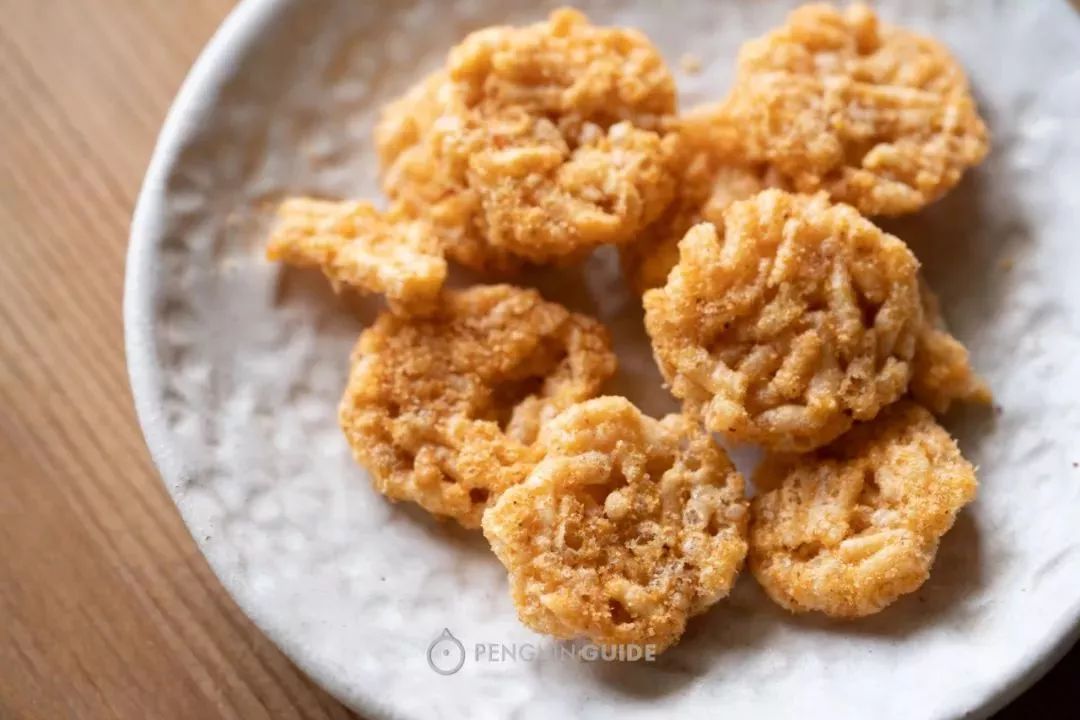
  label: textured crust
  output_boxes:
[483,396,747,651]
[266,198,447,315]
[724,3,988,216]
[911,280,992,414]
[375,71,519,274]
[339,285,616,528]
[643,190,923,452]
[621,105,784,294]
[749,401,977,617]
[375,9,679,271]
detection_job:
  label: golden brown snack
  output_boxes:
[483,396,747,651]
[643,190,923,452]
[749,401,977,617]
[447,8,675,131]
[339,285,616,528]
[375,71,518,274]
[911,280,992,414]
[376,9,679,271]
[266,198,447,315]
[621,105,782,294]
[724,3,988,216]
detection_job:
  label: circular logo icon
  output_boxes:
[427,628,466,675]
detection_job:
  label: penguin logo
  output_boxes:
[427,628,466,675]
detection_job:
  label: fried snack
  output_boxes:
[911,280,992,414]
[643,190,922,452]
[724,3,988,216]
[749,401,977,617]
[339,285,616,528]
[621,105,783,294]
[376,9,679,271]
[267,198,446,314]
[483,396,747,651]
[375,71,521,274]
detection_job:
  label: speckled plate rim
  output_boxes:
[124,1,1080,718]
[124,2,398,716]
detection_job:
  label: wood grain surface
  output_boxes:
[0,2,1073,719]
[0,2,353,718]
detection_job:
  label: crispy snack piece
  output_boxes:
[375,71,520,273]
[483,396,748,651]
[267,198,447,315]
[376,9,679,271]
[724,3,988,216]
[621,105,783,294]
[339,285,616,528]
[911,280,992,414]
[749,401,977,617]
[644,190,923,452]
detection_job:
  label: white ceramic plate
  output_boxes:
[126,1,1080,718]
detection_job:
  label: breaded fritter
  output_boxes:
[911,280,992,414]
[376,9,679,271]
[643,190,923,452]
[482,396,748,651]
[266,198,447,315]
[339,285,616,528]
[749,401,977,617]
[724,3,988,216]
[621,105,783,294]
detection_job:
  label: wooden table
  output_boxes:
[0,2,1073,718]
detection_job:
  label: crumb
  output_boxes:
[1000,257,1015,271]
[679,53,702,74]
